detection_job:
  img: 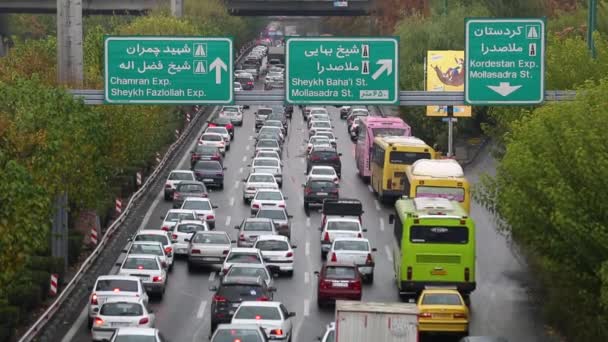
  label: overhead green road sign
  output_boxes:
[286,37,399,105]
[465,18,545,105]
[104,36,233,104]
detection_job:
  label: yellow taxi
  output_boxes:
[417,287,469,335]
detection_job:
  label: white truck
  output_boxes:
[334,301,418,342]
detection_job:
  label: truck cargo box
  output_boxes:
[335,301,418,342]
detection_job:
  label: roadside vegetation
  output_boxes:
[0,2,262,339]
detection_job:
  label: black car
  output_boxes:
[255,107,273,129]
[284,105,293,118]
[190,145,223,168]
[172,181,208,208]
[307,146,342,177]
[302,179,339,210]
[236,74,255,90]
[208,116,234,138]
[209,276,276,333]
[192,160,226,189]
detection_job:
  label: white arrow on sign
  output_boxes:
[487,82,522,97]
[371,59,393,80]
[209,57,227,84]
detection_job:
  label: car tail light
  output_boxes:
[278,204,285,208]
[212,155,220,161]
[209,123,217,127]
[165,183,171,188]
[216,173,223,176]
[252,204,260,209]
[222,250,229,255]
[323,232,330,242]
[270,329,284,336]
[202,193,208,198]
[350,280,361,291]
[152,276,162,282]
[90,293,98,305]
[227,123,234,129]
[239,233,246,241]
[407,266,413,280]
[257,296,269,301]
[206,215,215,220]
[191,249,201,254]
[330,253,337,262]
[453,313,468,319]
[465,267,470,281]
[331,188,338,194]
[171,234,178,241]
[213,295,226,302]
[248,81,253,85]
[418,312,432,318]
[94,317,104,326]
[247,186,256,191]
[164,246,172,255]
[366,253,373,265]
[286,251,293,257]
[319,279,331,289]
[139,317,149,324]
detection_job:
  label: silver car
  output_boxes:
[123,241,170,272]
[250,158,282,186]
[242,173,279,203]
[91,297,155,342]
[255,207,293,240]
[235,217,277,247]
[187,231,233,270]
[231,301,295,341]
[255,139,281,155]
[116,255,167,298]
[223,263,273,287]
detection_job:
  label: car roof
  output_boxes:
[206,126,228,131]
[257,139,279,143]
[131,241,163,246]
[253,157,280,162]
[175,181,205,186]
[169,170,194,174]
[255,235,289,243]
[202,132,223,137]
[96,275,141,282]
[238,301,282,308]
[166,209,196,214]
[311,146,337,152]
[332,237,369,243]
[176,220,206,225]
[215,323,264,330]
[124,254,158,260]
[136,231,169,237]
[257,207,286,212]
[183,197,211,203]
[228,262,268,269]
[193,230,228,236]
[115,327,157,336]
[102,296,144,304]
[421,288,462,295]
[243,217,274,223]
[248,172,276,177]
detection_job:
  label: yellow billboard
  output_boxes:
[426,50,472,117]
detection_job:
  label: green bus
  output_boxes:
[388,197,476,300]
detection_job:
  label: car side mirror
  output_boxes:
[184,238,190,242]
[288,312,296,317]
[338,153,343,156]
[291,245,297,249]
[362,229,368,232]
[209,285,218,291]
[313,271,320,276]
[247,164,251,167]
[234,225,240,230]
[212,205,219,209]
[190,150,195,153]
[316,337,322,341]
[301,184,306,188]
[372,248,378,252]
[161,261,168,268]
[288,215,294,218]
[160,215,164,220]
[388,214,395,225]
[284,196,288,200]
[231,239,237,243]
[318,227,323,231]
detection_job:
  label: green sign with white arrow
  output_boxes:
[104,36,233,104]
[286,37,399,105]
[465,18,545,105]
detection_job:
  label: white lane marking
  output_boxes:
[306,217,311,227]
[300,158,305,164]
[304,271,310,284]
[196,300,208,319]
[379,218,385,231]
[230,197,235,206]
[367,185,374,193]
[242,156,247,162]
[249,135,254,140]
[385,245,393,262]
[303,299,310,317]
[246,145,250,151]
[225,216,231,226]
[138,190,163,231]
[60,307,87,342]
[305,241,310,256]
[374,200,381,211]
[234,182,239,189]
[209,272,216,282]
[239,167,243,174]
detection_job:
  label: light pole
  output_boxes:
[587,0,597,58]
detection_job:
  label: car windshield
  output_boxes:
[258,108,272,116]
[227,253,261,263]
[255,240,289,251]
[257,140,279,148]
[317,132,335,139]
[207,127,227,134]
[309,181,336,190]
[217,285,265,301]
[166,212,196,222]
[194,145,219,154]
[195,161,222,171]
[422,293,463,305]
[249,175,275,183]
[176,223,206,234]
[313,122,331,128]
[312,168,335,176]
[169,172,193,181]
[257,152,279,159]
[100,302,143,316]
[192,233,229,244]
[255,191,282,200]
[134,234,168,246]
[257,210,287,221]
[223,107,239,112]
[95,279,138,292]
[212,117,231,125]
[327,221,360,231]
[244,221,273,231]
[333,240,369,251]
[253,167,277,174]
[325,266,357,279]
[115,336,157,342]
[177,184,205,192]
[259,128,280,136]
[182,200,211,210]
[311,137,330,144]
[123,257,158,270]
[235,306,281,320]
[226,267,269,281]
[253,159,279,167]
[202,134,222,141]
[130,244,163,256]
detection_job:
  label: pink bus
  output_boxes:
[355,117,411,180]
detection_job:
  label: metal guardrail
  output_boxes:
[68,90,578,106]
[17,40,258,342]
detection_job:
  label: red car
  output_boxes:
[208,117,234,139]
[315,261,362,307]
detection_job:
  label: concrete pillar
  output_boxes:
[57,0,83,87]
[171,0,184,17]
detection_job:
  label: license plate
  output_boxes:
[203,178,213,182]
[431,269,447,276]
[317,192,328,196]
[177,248,187,253]
[203,257,220,261]
[135,276,149,281]
[432,313,451,319]
[332,282,348,288]
[112,322,130,327]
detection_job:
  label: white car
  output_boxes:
[319,217,367,257]
[319,322,336,342]
[234,82,243,92]
[91,297,155,342]
[250,189,287,214]
[163,170,195,201]
[255,139,281,155]
[221,247,265,275]
[309,120,332,132]
[124,241,170,272]
[181,197,218,229]
[307,136,332,153]
[308,107,329,116]
[199,132,226,154]
[116,254,167,298]
[309,113,331,122]
[223,263,273,287]
[314,131,337,147]
[250,158,282,186]
[257,126,284,143]
[187,230,233,270]
[328,237,377,283]
[159,209,198,232]
[254,150,282,161]
[219,105,243,126]
[309,127,334,138]
[205,127,231,149]
[170,220,208,255]
[308,118,331,130]
[307,166,339,184]
[131,231,174,268]
[87,276,149,327]
[231,301,296,341]
[108,327,166,342]
[242,173,279,203]
[254,235,295,276]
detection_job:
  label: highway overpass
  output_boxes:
[0,0,163,15]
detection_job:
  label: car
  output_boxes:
[231,301,296,341]
[309,107,329,116]
[302,179,339,210]
[192,160,226,188]
[307,146,342,177]
[180,197,218,229]
[124,241,171,272]
[328,237,376,283]
[244,68,259,80]
[234,81,243,92]
[307,165,339,184]
[219,105,244,126]
[317,322,336,342]
[459,337,509,342]
[91,297,155,342]
[186,231,233,270]
[264,75,285,90]
[254,235,295,276]
[255,139,281,155]
[257,126,284,143]
[267,66,283,74]
[205,127,231,149]
[250,158,282,186]
[170,220,208,255]
[190,145,223,168]
[163,170,195,201]
[242,173,279,203]
[309,127,334,138]
[308,142,333,156]
[346,108,369,128]
[255,208,292,239]
[236,73,255,90]
[313,131,337,147]
[221,247,265,274]
[223,263,274,287]
[262,120,286,135]
[339,106,351,118]
[159,209,198,232]
[307,136,332,154]
[199,132,226,155]
[319,217,366,257]
[210,323,270,342]
[255,150,282,161]
[303,106,325,120]
[108,327,167,342]
[349,117,362,140]
[250,189,287,214]
[309,113,331,124]
[209,276,276,332]
[308,121,333,136]
[208,116,234,138]
[314,261,362,307]
[417,288,470,336]
[255,107,273,129]
[267,113,288,130]
[235,217,277,247]
[87,276,149,327]
[116,254,167,298]
[172,181,208,208]
[131,231,174,268]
